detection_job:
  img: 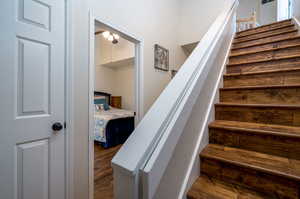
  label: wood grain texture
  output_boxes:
[94,144,121,199]
[235,23,294,40]
[226,56,300,74]
[234,25,296,43]
[220,85,300,104]
[187,175,269,199]
[231,36,300,56]
[200,154,299,199]
[215,103,300,126]
[236,19,292,37]
[188,20,300,198]
[209,120,300,159]
[233,31,298,49]
[224,69,300,87]
[228,45,300,65]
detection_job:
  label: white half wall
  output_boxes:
[70,0,238,198]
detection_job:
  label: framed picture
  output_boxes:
[171,70,177,79]
[262,0,274,4]
[154,44,169,71]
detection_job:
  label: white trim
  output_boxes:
[88,12,95,199]
[65,0,74,198]
[293,16,300,29]
[177,29,236,199]
[88,12,144,199]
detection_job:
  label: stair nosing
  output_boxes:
[200,144,300,182]
[215,102,300,109]
[232,35,300,50]
[229,43,300,58]
[187,175,271,199]
[236,19,292,34]
[209,121,300,138]
[233,29,297,45]
[220,84,300,90]
[227,54,300,66]
[224,67,300,77]
[235,24,295,39]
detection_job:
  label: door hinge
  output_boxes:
[64,122,67,129]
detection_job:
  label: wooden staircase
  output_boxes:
[187,19,300,199]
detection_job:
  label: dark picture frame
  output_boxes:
[262,0,274,4]
[154,44,169,71]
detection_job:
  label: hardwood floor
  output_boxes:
[187,19,300,198]
[94,143,121,199]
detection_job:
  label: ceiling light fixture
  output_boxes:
[101,31,120,44]
[102,31,110,39]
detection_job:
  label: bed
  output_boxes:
[94,91,135,148]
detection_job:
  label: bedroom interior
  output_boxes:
[93,23,136,199]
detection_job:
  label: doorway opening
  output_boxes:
[89,15,143,199]
[277,0,293,21]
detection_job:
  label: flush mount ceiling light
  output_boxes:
[94,30,120,44]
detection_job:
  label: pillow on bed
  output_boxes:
[94,96,109,110]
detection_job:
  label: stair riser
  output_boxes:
[220,87,300,104]
[224,70,300,87]
[236,21,292,37]
[200,158,299,199]
[227,57,300,74]
[209,128,300,160]
[231,38,300,56]
[233,31,298,49]
[234,26,296,43]
[215,105,300,126]
[228,46,300,65]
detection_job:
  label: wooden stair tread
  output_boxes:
[187,175,269,199]
[201,144,300,181]
[236,19,292,35]
[232,35,300,50]
[209,120,300,138]
[230,43,300,57]
[215,102,300,109]
[224,67,300,77]
[227,54,300,66]
[235,24,295,39]
[188,19,300,199]
[220,84,300,90]
[233,29,297,44]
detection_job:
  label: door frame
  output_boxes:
[88,12,144,199]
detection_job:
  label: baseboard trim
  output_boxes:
[293,17,300,29]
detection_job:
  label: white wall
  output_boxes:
[94,34,135,110]
[260,0,278,25]
[293,0,300,21]
[237,0,261,24]
[70,0,234,198]
[114,65,135,110]
[94,65,135,110]
[94,66,117,95]
[177,0,227,46]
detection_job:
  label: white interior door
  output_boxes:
[0,0,66,199]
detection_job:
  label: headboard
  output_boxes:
[94,91,111,105]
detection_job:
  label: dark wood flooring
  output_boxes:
[94,143,121,199]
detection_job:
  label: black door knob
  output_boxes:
[52,122,63,131]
